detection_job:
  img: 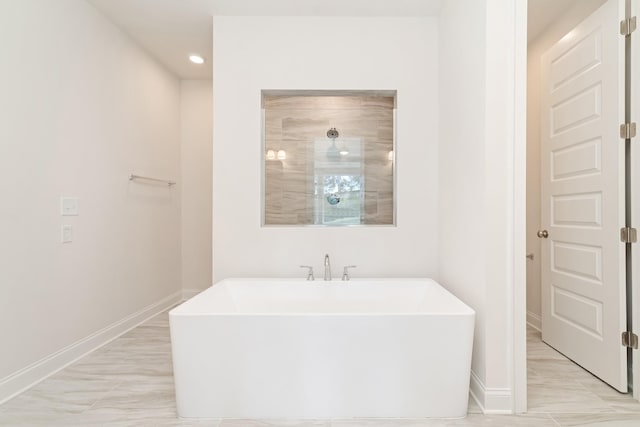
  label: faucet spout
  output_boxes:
[324,254,331,281]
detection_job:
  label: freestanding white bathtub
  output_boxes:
[169,278,475,419]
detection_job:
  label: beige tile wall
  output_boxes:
[264,95,394,225]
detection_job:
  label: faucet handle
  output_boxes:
[300,265,314,281]
[342,265,357,281]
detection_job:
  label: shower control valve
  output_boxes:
[300,265,315,281]
[342,265,357,281]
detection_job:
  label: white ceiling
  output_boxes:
[527,0,580,41]
[87,0,215,79]
[87,0,444,80]
[87,0,582,80]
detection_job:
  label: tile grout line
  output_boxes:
[80,378,124,414]
[547,412,563,427]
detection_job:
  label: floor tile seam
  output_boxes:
[547,411,640,414]
[547,413,564,427]
[527,412,558,426]
[529,367,613,398]
[525,409,623,414]
[600,408,640,416]
[575,385,636,403]
[527,378,590,390]
[530,366,569,375]
[527,358,588,370]
[573,380,625,411]
[80,378,125,414]
[608,407,640,413]
[527,353,570,360]
[544,411,618,415]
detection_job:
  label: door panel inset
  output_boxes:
[550,30,602,90]
[551,193,602,227]
[551,138,601,180]
[552,241,602,282]
[551,286,603,337]
[551,84,602,134]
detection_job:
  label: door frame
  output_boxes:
[630,0,640,402]
[513,0,528,414]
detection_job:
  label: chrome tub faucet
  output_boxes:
[342,265,357,281]
[324,254,331,281]
[300,265,314,281]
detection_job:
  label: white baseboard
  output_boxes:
[0,290,183,405]
[527,311,542,332]
[469,370,513,414]
[182,288,204,300]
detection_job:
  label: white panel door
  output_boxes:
[540,0,626,391]
[631,0,640,402]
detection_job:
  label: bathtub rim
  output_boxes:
[170,277,476,317]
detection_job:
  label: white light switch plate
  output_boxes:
[61,225,72,243]
[60,197,79,216]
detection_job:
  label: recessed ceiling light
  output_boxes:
[189,55,205,64]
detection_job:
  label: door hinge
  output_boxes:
[622,331,638,349]
[620,123,637,139]
[620,227,637,243]
[621,16,637,36]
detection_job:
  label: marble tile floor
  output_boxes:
[1,311,640,426]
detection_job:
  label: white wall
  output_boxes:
[212,16,439,281]
[438,0,488,384]
[180,80,213,293]
[439,0,526,412]
[0,0,181,391]
[526,0,607,328]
